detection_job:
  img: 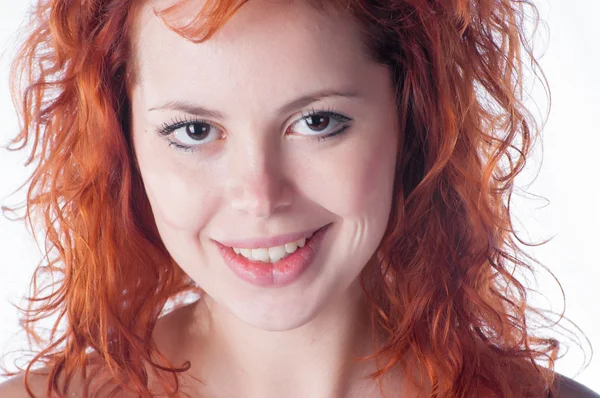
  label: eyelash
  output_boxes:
[156,105,353,152]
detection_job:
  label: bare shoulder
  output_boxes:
[0,305,195,398]
[0,370,52,398]
[554,373,600,398]
[0,365,134,398]
[0,357,108,398]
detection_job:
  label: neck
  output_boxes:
[181,279,392,398]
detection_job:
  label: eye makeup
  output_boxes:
[156,105,354,152]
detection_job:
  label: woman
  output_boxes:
[0,0,597,396]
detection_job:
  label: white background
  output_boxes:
[1,0,599,392]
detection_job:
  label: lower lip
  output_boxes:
[215,224,330,287]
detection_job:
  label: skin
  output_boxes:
[128,0,403,396]
[0,1,593,397]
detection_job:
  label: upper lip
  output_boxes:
[214,225,326,249]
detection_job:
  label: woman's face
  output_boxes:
[130,0,400,330]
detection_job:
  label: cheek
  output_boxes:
[308,131,397,222]
[134,135,218,233]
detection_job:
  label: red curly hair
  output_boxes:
[0,0,588,396]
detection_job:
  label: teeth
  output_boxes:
[251,248,270,262]
[268,245,287,262]
[284,241,297,253]
[232,235,311,263]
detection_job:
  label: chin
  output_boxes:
[216,287,328,332]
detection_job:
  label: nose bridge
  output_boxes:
[226,132,291,217]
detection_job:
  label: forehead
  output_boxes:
[128,0,377,110]
[130,0,361,60]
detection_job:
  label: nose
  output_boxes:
[226,138,292,218]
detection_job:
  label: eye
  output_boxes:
[158,117,221,151]
[157,106,352,152]
[290,106,352,138]
[172,122,219,146]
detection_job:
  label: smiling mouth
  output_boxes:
[229,233,316,264]
[216,223,332,287]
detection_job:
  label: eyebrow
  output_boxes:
[147,89,362,119]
